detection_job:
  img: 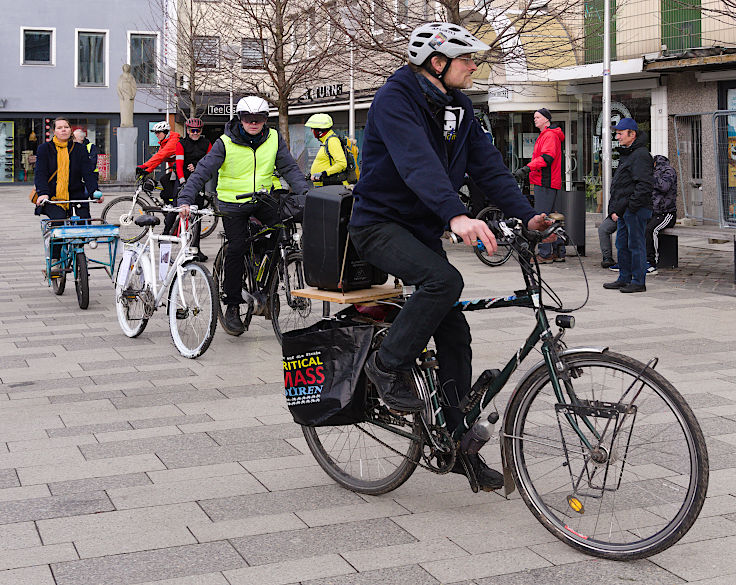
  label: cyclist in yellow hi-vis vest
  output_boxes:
[178,96,310,335]
[305,114,348,186]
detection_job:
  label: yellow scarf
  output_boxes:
[52,136,70,208]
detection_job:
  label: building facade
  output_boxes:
[0,0,169,183]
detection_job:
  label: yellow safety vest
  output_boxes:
[217,129,278,203]
[86,143,98,173]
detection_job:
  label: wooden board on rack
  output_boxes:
[290,283,401,304]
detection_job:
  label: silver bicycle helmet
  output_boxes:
[151,121,170,133]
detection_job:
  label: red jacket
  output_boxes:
[140,132,181,173]
[528,125,564,190]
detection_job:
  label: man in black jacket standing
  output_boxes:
[603,118,654,293]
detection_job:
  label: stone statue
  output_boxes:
[117,64,137,128]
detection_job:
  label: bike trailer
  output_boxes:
[281,318,373,426]
[302,186,387,292]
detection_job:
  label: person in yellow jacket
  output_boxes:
[178,96,310,335]
[305,113,348,186]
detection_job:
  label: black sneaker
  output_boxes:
[452,453,504,491]
[364,352,424,413]
[620,283,646,293]
[223,304,245,336]
[603,280,629,290]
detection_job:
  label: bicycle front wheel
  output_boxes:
[302,381,423,496]
[474,206,512,267]
[168,261,217,358]
[75,251,89,309]
[102,195,147,243]
[505,351,708,560]
[51,264,67,296]
[269,251,323,344]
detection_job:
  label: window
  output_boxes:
[129,33,158,85]
[242,38,266,69]
[193,36,219,68]
[22,28,54,65]
[690,117,702,180]
[77,30,107,86]
[396,0,409,21]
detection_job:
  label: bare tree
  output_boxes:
[211,0,342,146]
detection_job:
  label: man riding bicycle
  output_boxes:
[178,95,309,335]
[175,117,212,262]
[349,22,549,491]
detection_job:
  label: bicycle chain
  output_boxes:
[354,420,456,474]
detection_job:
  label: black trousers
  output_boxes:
[160,172,177,235]
[646,212,676,266]
[219,197,281,306]
[349,222,471,431]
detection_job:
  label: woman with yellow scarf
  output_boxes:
[34,117,102,263]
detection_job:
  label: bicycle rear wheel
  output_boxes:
[168,261,217,358]
[269,251,323,344]
[74,252,89,309]
[102,195,147,243]
[114,255,148,338]
[302,379,423,496]
[474,206,513,267]
[505,351,708,560]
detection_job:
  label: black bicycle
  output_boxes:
[212,192,321,343]
[301,217,708,560]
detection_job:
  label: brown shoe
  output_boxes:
[536,254,554,264]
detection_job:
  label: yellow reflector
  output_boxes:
[567,495,584,514]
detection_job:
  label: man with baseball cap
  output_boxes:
[603,118,654,293]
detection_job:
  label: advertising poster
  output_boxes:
[728,90,736,190]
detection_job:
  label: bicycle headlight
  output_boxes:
[292,232,301,245]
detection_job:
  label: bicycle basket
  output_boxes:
[282,319,373,426]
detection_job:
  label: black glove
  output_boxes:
[317,171,327,182]
[513,166,530,180]
[135,166,148,177]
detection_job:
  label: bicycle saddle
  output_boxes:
[134,215,161,227]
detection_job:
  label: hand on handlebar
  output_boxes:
[449,214,497,255]
[527,214,558,243]
[36,194,49,206]
[179,204,190,219]
[92,190,104,203]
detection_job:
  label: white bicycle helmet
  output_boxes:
[236,96,270,116]
[151,121,170,132]
[408,22,490,66]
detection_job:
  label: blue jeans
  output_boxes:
[533,186,565,259]
[349,222,471,431]
[616,207,652,286]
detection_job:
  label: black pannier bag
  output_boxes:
[282,319,373,426]
[302,186,388,292]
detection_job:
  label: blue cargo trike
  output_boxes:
[41,200,119,309]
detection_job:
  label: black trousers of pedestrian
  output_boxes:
[646,212,676,266]
[349,222,472,431]
[160,172,177,235]
[219,197,281,306]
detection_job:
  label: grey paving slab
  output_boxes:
[0,565,56,585]
[474,559,685,585]
[0,469,19,489]
[130,414,213,429]
[48,472,153,496]
[223,554,355,585]
[0,521,41,551]
[206,422,304,445]
[0,542,78,571]
[303,564,440,585]
[50,542,247,585]
[17,453,166,485]
[79,432,218,461]
[230,517,415,565]
[109,389,226,409]
[156,440,300,469]
[46,421,133,437]
[0,491,113,524]
[199,484,364,522]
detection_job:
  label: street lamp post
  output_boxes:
[602,0,613,214]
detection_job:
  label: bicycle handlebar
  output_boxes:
[142,205,213,216]
[448,217,567,247]
[235,189,270,200]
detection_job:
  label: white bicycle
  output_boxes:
[114,205,217,358]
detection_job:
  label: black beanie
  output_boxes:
[536,108,552,121]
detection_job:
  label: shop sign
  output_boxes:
[488,86,512,102]
[301,84,343,102]
[594,101,632,169]
[0,99,7,108]
[207,104,235,117]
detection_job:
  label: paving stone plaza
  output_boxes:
[1,184,736,585]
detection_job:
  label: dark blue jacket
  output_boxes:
[609,132,653,217]
[350,65,536,250]
[34,139,98,215]
[652,155,677,215]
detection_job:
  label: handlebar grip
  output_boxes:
[142,206,162,213]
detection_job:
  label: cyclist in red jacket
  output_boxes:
[136,120,181,234]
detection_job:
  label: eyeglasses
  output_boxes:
[188,128,201,133]
[455,56,476,66]
[240,114,268,124]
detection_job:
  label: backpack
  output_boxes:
[325,134,360,184]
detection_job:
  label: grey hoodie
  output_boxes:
[178,117,309,206]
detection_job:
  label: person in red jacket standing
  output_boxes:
[514,108,566,262]
[136,120,181,234]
